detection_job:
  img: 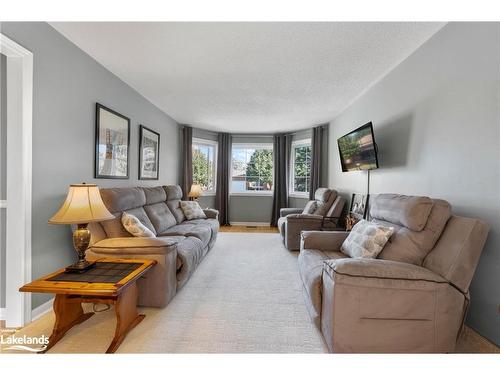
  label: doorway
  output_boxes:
[0,33,33,328]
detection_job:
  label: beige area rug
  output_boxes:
[5,233,327,353]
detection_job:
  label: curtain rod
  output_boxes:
[190,124,327,137]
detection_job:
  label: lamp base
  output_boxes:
[65,260,95,273]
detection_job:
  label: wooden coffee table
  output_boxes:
[20,258,156,353]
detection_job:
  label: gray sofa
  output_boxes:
[278,188,346,250]
[298,194,489,353]
[86,185,219,308]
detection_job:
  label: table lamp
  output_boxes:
[49,183,114,272]
[188,184,203,201]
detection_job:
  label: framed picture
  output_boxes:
[350,193,370,220]
[139,125,160,180]
[95,103,130,179]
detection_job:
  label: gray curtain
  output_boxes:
[181,126,193,200]
[215,132,231,225]
[310,125,325,200]
[271,133,292,226]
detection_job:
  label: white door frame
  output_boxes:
[0,33,33,327]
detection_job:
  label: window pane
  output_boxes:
[294,177,307,192]
[192,142,216,192]
[231,146,273,193]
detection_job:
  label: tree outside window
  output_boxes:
[192,138,217,194]
[231,144,273,193]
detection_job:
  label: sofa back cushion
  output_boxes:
[100,187,146,212]
[99,187,157,238]
[371,194,451,265]
[143,186,167,205]
[144,202,178,234]
[370,194,433,231]
[302,201,317,214]
[423,215,489,292]
[164,185,186,223]
[312,188,337,216]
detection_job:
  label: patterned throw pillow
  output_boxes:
[302,200,318,214]
[121,212,156,238]
[180,201,207,220]
[341,219,394,259]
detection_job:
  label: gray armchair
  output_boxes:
[277,188,346,250]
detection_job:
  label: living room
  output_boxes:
[0,1,499,373]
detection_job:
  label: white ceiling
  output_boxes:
[51,22,444,133]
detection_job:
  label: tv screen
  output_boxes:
[337,122,379,172]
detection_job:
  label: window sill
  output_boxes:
[200,192,216,197]
[289,193,309,199]
[230,192,274,197]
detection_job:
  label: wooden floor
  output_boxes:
[219,225,279,233]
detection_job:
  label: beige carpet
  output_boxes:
[5,233,327,353]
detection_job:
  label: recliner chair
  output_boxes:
[298,194,489,353]
[278,188,346,250]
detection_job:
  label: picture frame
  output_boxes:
[94,103,130,179]
[139,125,160,180]
[350,193,370,220]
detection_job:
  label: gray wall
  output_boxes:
[0,22,180,309]
[328,23,500,345]
[1,53,6,308]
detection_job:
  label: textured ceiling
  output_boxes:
[51,22,444,133]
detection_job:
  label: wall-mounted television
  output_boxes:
[337,122,379,172]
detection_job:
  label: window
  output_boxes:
[231,143,274,194]
[192,138,217,195]
[290,139,312,196]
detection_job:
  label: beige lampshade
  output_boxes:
[188,184,203,198]
[48,183,114,225]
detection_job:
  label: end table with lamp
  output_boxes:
[20,183,156,353]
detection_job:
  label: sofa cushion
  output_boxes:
[187,218,220,234]
[370,194,434,232]
[302,201,318,214]
[175,237,205,289]
[100,214,132,238]
[313,189,337,216]
[164,185,186,223]
[376,199,452,265]
[143,186,167,205]
[101,206,156,238]
[122,212,156,238]
[298,248,348,326]
[100,187,146,212]
[180,201,207,220]
[160,224,212,248]
[144,202,177,234]
[341,220,394,259]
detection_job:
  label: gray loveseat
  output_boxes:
[87,185,219,308]
[298,194,489,353]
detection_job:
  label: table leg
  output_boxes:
[42,294,94,353]
[106,283,144,353]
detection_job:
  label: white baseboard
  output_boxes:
[230,221,271,227]
[0,307,5,320]
[31,298,54,322]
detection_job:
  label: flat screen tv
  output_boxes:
[337,122,379,172]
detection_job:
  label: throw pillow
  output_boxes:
[302,200,318,214]
[121,212,156,238]
[341,219,394,259]
[180,201,207,220]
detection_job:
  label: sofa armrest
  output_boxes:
[286,213,323,220]
[300,230,349,252]
[89,237,179,255]
[323,258,447,284]
[280,207,303,217]
[203,208,219,220]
